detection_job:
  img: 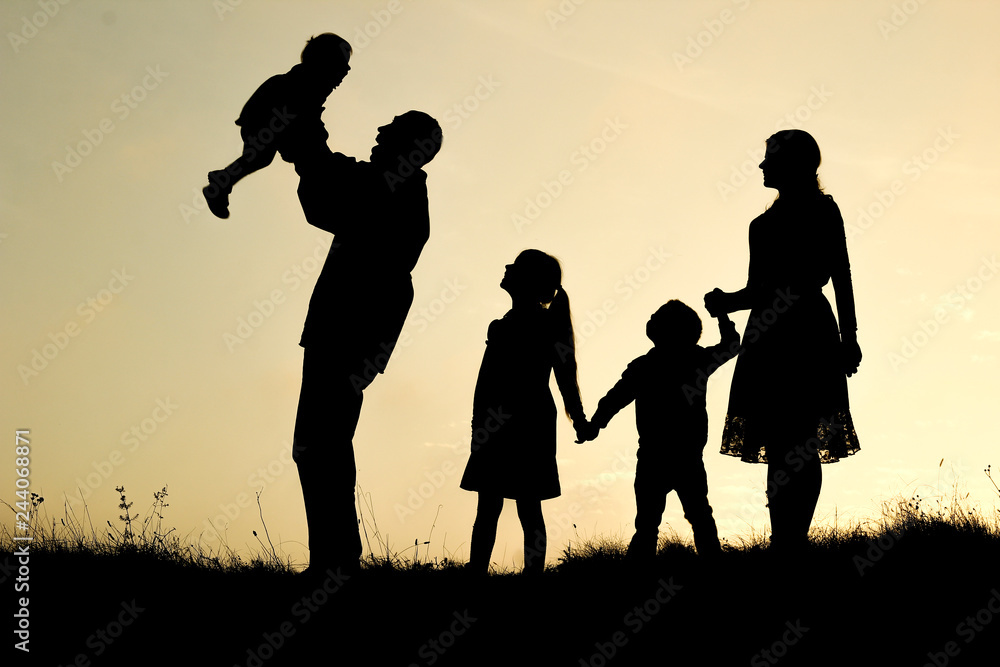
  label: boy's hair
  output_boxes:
[301,33,352,65]
[649,300,702,346]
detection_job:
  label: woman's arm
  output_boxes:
[705,261,754,315]
[827,200,861,375]
[705,287,752,315]
[829,214,857,334]
[705,217,759,315]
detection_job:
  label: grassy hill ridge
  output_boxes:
[4,488,999,666]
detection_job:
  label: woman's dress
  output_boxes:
[720,192,861,464]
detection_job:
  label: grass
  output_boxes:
[3,472,999,666]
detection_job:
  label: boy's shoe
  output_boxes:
[203,172,231,219]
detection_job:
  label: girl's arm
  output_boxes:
[552,337,586,425]
[546,290,587,425]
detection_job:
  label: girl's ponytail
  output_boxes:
[548,285,583,420]
[508,248,584,420]
[548,285,576,354]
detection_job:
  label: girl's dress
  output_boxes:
[720,192,861,464]
[460,304,583,500]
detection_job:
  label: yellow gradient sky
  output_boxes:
[3,0,999,568]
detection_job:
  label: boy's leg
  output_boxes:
[516,499,546,574]
[674,458,721,557]
[469,494,504,574]
[628,459,668,560]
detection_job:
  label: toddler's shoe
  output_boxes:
[203,171,231,219]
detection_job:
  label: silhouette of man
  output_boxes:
[292,111,443,572]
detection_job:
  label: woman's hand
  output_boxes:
[841,334,862,377]
[704,288,727,317]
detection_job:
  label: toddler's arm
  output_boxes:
[704,313,740,367]
[585,360,641,442]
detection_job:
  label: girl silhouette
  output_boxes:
[704,129,862,553]
[460,249,589,574]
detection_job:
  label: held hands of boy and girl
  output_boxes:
[574,418,600,445]
[571,301,736,447]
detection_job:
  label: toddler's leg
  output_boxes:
[204,142,277,219]
[675,460,721,557]
[469,494,503,574]
[628,460,667,560]
[516,499,546,574]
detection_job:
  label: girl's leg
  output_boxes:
[516,499,546,574]
[469,494,504,574]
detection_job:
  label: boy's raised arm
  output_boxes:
[704,313,741,367]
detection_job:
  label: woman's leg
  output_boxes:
[789,432,822,541]
[469,494,504,574]
[516,499,546,574]
[766,417,822,550]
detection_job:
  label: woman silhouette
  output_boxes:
[460,250,589,574]
[704,129,861,553]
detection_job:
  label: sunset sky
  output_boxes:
[3,0,999,570]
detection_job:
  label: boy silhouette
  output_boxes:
[580,300,739,560]
[203,33,352,219]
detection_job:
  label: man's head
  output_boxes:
[370,111,443,175]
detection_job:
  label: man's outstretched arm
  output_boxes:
[296,152,358,235]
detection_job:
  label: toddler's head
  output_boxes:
[646,300,702,347]
[301,33,352,86]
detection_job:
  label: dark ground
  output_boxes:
[5,524,1000,667]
